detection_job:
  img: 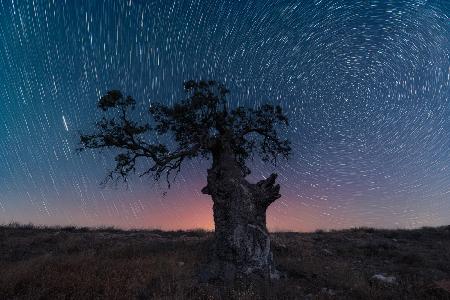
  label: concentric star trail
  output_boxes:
[0,0,449,231]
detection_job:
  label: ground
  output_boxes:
[0,223,449,299]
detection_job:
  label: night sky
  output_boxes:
[1,0,450,231]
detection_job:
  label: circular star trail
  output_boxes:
[0,0,449,231]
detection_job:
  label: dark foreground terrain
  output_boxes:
[0,224,449,299]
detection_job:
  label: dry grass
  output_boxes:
[0,223,449,299]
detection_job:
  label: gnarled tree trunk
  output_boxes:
[200,150,281,281]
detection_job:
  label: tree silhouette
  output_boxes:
[79,80,291,281]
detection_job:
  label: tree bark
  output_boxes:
[200,150,282,282]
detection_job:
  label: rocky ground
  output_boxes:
[0,223,449,299]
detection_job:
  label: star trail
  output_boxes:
[0,0,449,231]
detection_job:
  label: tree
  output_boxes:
[79,80,291,281]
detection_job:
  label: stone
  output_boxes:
[371,274,397,285]
[321,288,336,296]
[177,261,185,267]
[322,248,333,255]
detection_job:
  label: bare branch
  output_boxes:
[78,80,291,188]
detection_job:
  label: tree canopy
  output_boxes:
[79,80,291,186]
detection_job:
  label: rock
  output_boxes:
[304,293,314,300]
[371,274,396,285]
[322,248,333,255]
[321,288,336,296]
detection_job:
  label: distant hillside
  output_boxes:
[0,224,449,299]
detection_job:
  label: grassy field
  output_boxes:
[0,223,449,299]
